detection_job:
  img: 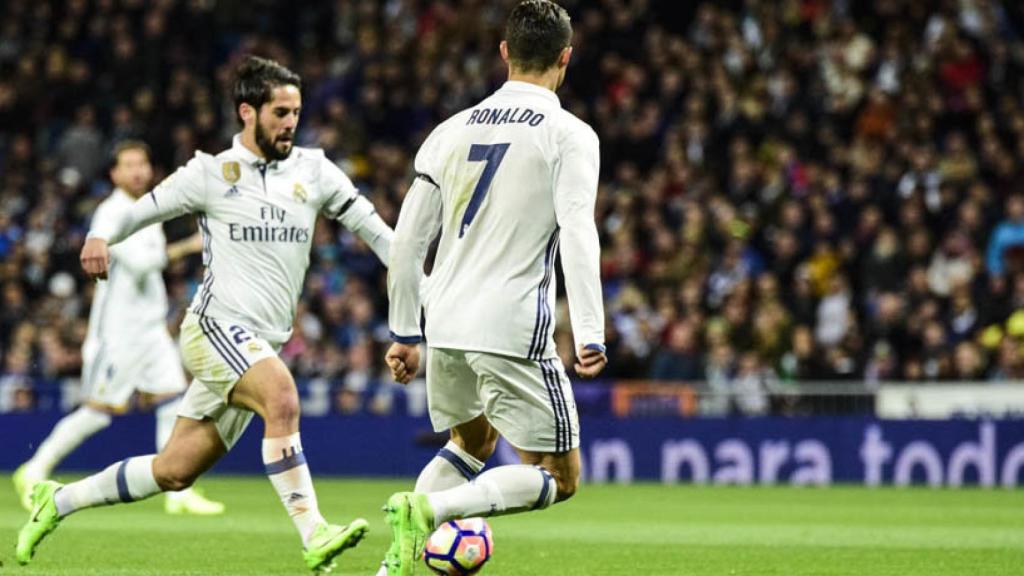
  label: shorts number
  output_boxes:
[461,143,510,238]
[229,325,251,344]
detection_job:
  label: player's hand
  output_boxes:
[80,237,111,280]
[386,342,421,385]
[574,345,607,379]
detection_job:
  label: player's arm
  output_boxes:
[166,233,203,263]
[320,157,393,264]
[82,157,207,279]
[554,126,607,378]
[385,175,442,383]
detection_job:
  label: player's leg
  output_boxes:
[13,401,113,510]
[376,416,499,576]
[15,416,224,565]
[385,353,576,575]
[14,340,121,509]
[415,415,497,492]
[147,392,225,515]
[378,349,495,574]
[230,355,368,568]
[414,348,496,492]
[139,335,226,515]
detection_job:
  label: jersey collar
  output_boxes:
[500,81,560,107]
[230,134,296,172]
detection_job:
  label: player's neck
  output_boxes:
[239,130,267,160]
[118,186,146,200]
[507,70,560,94]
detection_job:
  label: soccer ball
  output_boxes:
[423,517,494,575]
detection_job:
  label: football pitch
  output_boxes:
[1,475,1022,575]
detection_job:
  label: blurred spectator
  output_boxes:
[650,320,702,381]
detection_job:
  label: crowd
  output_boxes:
[2,0,1024,415]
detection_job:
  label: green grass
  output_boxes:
[1,475,1023,575]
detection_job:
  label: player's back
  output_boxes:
[416,81,597,360]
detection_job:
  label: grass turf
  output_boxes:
[1,475,1022,575]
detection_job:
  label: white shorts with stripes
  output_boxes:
[177,313,277,449]
[426,347,579,453]
[81,331,187,407]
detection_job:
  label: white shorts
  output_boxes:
[177,313,278,449]
[82,331,187,407]
[427,348,580,453]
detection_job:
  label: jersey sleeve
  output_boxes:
[103,202,168,276]
[319,156,393,264]
[89,155,207,245]
[413,125,444,187]
[387,176,443,342]
[553,123,606,353]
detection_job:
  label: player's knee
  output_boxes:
[153,457,199,492]
[261,379,301,426]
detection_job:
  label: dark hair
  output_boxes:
[505,0,572,73]
[233,56,302,123]
[110,139,151,169]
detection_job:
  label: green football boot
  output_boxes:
[302,519,369,572]
[12,463,41,511]
[383,492,435,576]
[16,480,63,565]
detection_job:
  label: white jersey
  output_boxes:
[90,135,392,345]
[389,81,605,359]
[85,188,169,349]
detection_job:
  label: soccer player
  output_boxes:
[12,140,224,517]
[381,1,606,574]
[16,56,391,572]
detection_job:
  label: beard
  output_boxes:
[255,121,293,161]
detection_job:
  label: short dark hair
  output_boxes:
[505,0,572,73]
[110,139,151,169]
[233,55,302,123]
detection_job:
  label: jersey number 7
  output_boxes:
[460,143,510,238]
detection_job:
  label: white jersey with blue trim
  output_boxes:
[388,80,605,359]
[85,188,170,350]
[89,135,392,345]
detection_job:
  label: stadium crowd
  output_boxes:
[2,0,1024,414]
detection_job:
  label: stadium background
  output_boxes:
[2,0,1024,469]
[5,0,1024,406]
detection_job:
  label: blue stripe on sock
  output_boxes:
[437,448,476,481]
[534,466,553,510]
[115,459,134,503]
[264,450,307,475]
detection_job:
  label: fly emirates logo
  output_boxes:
[229,205,310,243]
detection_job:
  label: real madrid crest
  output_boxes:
[222,161,241,184]
[293,182,308,203]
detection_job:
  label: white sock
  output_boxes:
[414,441,485,493]
[154,396,194,502]
[375,442,487,576]
[154,396,181,452]
[54,454,161,518]
[427,465,557,525]
[23,406,112,479]
[263,433,325,546]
